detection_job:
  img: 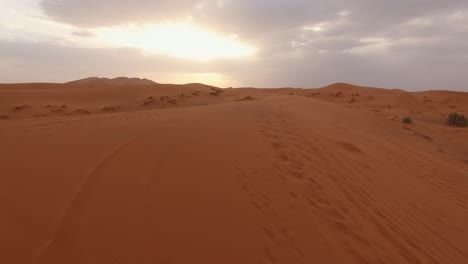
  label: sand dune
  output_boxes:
[0,79,467,263]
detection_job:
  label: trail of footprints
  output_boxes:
[247,105,465,264]
[235,167,304,263]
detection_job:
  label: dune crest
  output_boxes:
[66,77,157,86]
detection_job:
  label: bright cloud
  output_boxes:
[93,23,256,60]
[1,0,468,90]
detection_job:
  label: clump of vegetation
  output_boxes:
[101,105,120,112]
[236,96,254,101]
[447,112,467,127]
[209,88,223,96]
[142,96,157,106]
[402,117,413,124]
[13,105,30,111]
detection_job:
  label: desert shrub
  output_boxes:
[402,117,413,124]
[101,105,120,111]
[236,96,254,101]
[209,88,223,96]
[447,112,467,127]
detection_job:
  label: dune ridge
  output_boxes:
[66,77,157,86]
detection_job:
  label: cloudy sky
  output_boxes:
[1,0,468,91]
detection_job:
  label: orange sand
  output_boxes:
[1,78,467,263]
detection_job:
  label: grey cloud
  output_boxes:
[39,1,468,34]
[233,49,468,91]
[5,1,468,91]
[40,0,196,27]
[2,39,466,91]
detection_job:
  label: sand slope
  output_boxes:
[1,88,467,263]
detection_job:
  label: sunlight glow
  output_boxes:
[155,72,232,87]
[94,23,256,60]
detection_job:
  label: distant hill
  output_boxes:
[66,77,157,86]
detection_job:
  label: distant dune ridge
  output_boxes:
[0,78,467,264]
[1,77,467,124]
[66,77,157,86]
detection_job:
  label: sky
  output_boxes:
[1,0,468,91]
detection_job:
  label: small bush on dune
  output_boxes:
[236,96,254,101]
[448,112,467,127]
[209,88,223,96]
[402,117,413,124]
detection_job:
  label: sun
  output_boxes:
[94,23,256,60]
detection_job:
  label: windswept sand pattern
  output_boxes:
[235,166,305,263]
[388,145,468,209]
[255,100,468,263]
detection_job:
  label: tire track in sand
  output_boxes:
[32,140,134,263]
